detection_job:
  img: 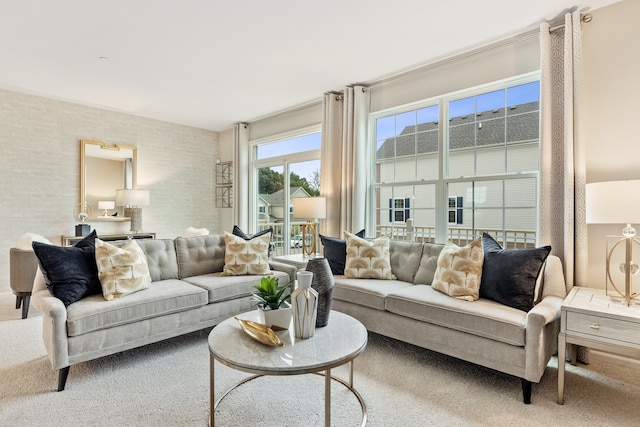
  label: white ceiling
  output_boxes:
[0,0,620,132]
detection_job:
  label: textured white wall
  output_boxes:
[0,89,223,293]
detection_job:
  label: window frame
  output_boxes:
[368,71,540,244]
[249,124,322,255]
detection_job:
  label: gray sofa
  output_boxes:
[331,240,569,404]
[31,235,296,391]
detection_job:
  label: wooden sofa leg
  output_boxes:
[521,379,532,404]
[57,367,70,391]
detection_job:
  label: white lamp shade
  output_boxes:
[116,189,150,207]
[586,180,640,224]
[292,197,326,219]
[98,201,115,210]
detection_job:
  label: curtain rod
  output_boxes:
[549,13,593,32]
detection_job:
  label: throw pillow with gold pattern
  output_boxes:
[221,231,271,276]
[431,239,483,301]
[95,239,151,301]
[344,231,394,279]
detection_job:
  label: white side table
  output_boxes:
[557,287,640,404]
[271,253,312,270]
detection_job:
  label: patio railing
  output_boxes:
[259,221,537,257]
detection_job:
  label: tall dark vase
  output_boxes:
[305,257,334,327]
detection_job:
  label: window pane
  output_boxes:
[256,133,320,160]
[376,104,439,183]
[477,90,504,113]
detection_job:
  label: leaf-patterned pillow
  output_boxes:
[221,231,271,276]
[344,231,394,279]
[95,239,151,300]
[431,239,483,301]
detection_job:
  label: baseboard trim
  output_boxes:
[589,349,640,369]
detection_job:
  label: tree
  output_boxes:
[258,168,319,196]
[258,168,283,194]
[309,170,320,194]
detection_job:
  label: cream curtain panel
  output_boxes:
[539,11,587,292]
[233,122,249,230]
[320,85,370,237]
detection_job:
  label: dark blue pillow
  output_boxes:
[320,229,366,275]
[32,230,102,307]
[479,233,551,312]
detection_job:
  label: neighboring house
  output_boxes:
[258,187,311,224]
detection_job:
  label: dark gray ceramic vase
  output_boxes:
[305,257,334,327]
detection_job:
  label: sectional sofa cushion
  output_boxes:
[413,243,445,285]
[95,239,152,301]
[333,277,414,310]
[385,284,527,346]
[221,232,271,276]
[182,269,290,303]
[320,229,365,275]
[389,240,424,283]
[344,231,394,279]
[32,231,102,307]
[431,240,484,301]
[175,235,226,278]
[65,279,208,337]
[480,233,551,312]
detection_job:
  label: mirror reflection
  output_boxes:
[81,140,136,221]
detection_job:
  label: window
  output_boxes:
[251,128,321,256]
[370,73,539,248]
[448,197,463,224]
[390,198,411,223]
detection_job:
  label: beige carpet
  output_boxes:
[1,291,640,426]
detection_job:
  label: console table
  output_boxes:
[557,286,640,404]
[62,232,156,246]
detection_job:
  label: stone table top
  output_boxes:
[208,310,368,375]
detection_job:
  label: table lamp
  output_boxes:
[586,180,640,305]
[98,201,115,217]
[292,197,326,257]
[116,189,150,233]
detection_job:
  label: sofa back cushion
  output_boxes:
[389,240,424,283]
[175,235,226,278]
[118,239,179,282]
[413,243,445,285]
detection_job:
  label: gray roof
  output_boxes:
[376,101,539,160]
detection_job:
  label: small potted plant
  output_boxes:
[251,276,292,330]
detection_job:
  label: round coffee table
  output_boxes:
[208,310,368,426]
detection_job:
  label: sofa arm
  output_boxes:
[269,260,297,283]
[527,295,563,328]
[524,295,564,382]
[32,289,70,370]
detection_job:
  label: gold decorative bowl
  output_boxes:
[235,317,284,347]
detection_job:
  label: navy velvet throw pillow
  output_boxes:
[479,233,551,312]
[320,229,365,275]
[32,230,102,307]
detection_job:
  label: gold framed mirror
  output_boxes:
[81,140,137,221]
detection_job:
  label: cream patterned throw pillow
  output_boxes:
[344,231,394,279]
[431,239,484,301]
[95,239,151,301]
[221,231,271,276]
